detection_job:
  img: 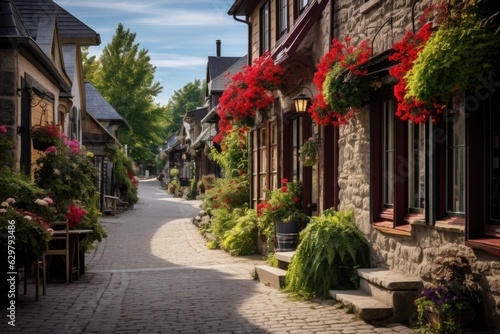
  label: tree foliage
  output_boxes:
[164,80,205,139]
[89,23,167,161]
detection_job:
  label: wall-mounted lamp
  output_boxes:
[292,87,314,113]
[16,126,25,135]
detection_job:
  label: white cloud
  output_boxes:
[151,55,207,68]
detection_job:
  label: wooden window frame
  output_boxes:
[464,87,500,255]
[260,1,271,55]
[371,89,411,235]
[276,0,289,40]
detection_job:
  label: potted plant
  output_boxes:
[30,123,63,151]
[257,178,309,251]
[284,208,369,299]
[414,252,482,332]
[299,137,318,167]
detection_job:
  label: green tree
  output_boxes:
[91,23,166,161]
[164,80,205,138]
[82,46,99,82]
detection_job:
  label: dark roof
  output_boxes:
[13,0,100,46]
[0,0,29,37]
[207,56,241,82]
[228,0,260,16]
[209,55,247,93]
[85,82,130,129]
[184,107,208,124]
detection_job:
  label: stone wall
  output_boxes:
[333,0,500,328]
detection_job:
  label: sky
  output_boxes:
[54,0,248,105]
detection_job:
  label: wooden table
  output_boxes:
[52,229,93,279]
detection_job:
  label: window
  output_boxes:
[409,123,425,213]
[463,85,500,255]
[260,2,270,55]
[251,121,279,208]
[298,0,309,13]
[291,117,303,181]
[446,109,466,216]
[277,0,288,39]
[487,108,500,227]
[383,100,394,208]
[371,91,412,233]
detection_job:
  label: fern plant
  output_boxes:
[284,209,369,299]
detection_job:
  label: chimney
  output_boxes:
[216,40,221,58]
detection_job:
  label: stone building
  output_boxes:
[227,0,500,328]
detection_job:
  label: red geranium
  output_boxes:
[215,54,285,142]
[309,37,372,126]
[65,202,87,228]
[389,5,447,123]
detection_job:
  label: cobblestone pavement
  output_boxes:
[2,179,416,334]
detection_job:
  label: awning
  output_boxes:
[269,0,328,64]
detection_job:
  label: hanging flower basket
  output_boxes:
[299,137,317,167]
[215,54,285,143]
[32,139,53,151]
[389,2,500,123]
[309,37,372,126]
[31,123,63,151]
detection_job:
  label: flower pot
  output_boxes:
[32,139,52,151]
[275,220,300,252]
[424,306,475,328]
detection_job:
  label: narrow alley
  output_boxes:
[4,180,415,334]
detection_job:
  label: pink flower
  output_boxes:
[0,125,7,133]
[43,197,54,205]
[45,146,57,154]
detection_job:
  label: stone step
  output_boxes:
[275,251,295,270]
[275,251,295,263]
[358,268,422,290]
[255,265,287,289]
[329,289,393,322]
[357,268,422,323]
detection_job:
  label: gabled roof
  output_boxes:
[85,82,130,129]
[208,55,247,93]
[0,0,29,37]
[13,0,100,46]
[183,107,208,124]
[207,56,241,82]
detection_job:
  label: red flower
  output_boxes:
[238,170,243,175]
[282,178,288,185]
[293,197,299,202]
[65,202,87,228]
[388,5,447,123]
[215,54,285,142]
[282,186,287,192]
[309,37,372,126]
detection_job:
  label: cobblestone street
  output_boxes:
[3,179,416,334]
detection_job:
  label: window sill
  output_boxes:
[465,238,500,256]
[360,0,383,15]
[373,221,412,237]
[435,218,465,234]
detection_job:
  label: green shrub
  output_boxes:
[202,176,249,212]
[186,179,197,200]
[284,209,369,299]
[221,208,258,256]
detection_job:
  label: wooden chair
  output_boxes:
[41,221,70,291]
